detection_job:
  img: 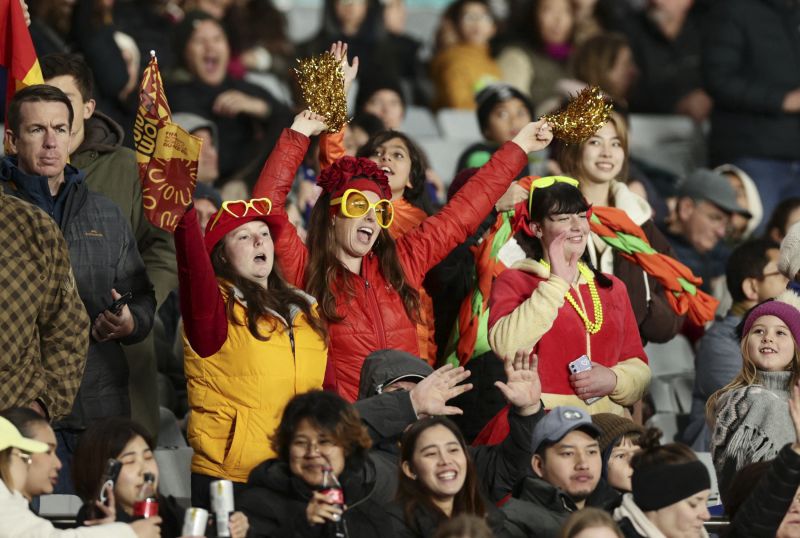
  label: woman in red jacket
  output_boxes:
[253,111,553,401]
[487,178,650,415]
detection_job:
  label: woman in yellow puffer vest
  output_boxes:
[174,187,328,509]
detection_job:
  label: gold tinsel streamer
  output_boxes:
[544,86,613,144]
[293,52,349,133]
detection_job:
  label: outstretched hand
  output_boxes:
[329,41,359,94]
[291,110,329,137]
[495,350,542,416]
[409,364,473,417]
[547,230,580,284]
[511,119,553,154]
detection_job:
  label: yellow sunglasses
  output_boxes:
[528,176,580,212]
[208,198,273,232]
[330,188,394,228]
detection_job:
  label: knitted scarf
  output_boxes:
[589,206,719,325]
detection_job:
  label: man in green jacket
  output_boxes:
[42,52,177,437]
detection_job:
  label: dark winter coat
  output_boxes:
[704,0,800,163]
[0,159,156,428]
[238,458,394,538]
[386,500,508,538]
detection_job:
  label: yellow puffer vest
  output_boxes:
[183,289,327,483]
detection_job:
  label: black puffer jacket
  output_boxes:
[386,500,508,538]
[0,159,155,428]
[704,0,800,163]
[238,458,394,538]
[726,443,800,537]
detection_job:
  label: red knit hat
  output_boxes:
[203,202,286,255]
[317,156,391,199]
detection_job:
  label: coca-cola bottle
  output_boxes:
[133,472,159,519]
[319,466,347,538]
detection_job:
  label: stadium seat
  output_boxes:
[245,72,294,107]
[158,406,187,449]
[649,378,680,414]
[402,106,441,138]
[647,412,680,444]
[695,451,722,507]
[437,108,482,141]
[154,447,193,503]
[645,334,695,379]
[417,137,473,184]
[628,114,707,177]
[38,494,83,522]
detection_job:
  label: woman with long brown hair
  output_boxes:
[254,109,553,401]
[388,416,506,537]
[175,113,329,506]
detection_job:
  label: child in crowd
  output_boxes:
[456,84,540,177]
[430,0,500,110]
[612,441,711,537]
[560,508,623,538]
[768,199,800,245]
[592,413,646,494]
[707,297,800,494]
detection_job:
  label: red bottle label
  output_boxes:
[320,487,344,505]
[133,498,159,518]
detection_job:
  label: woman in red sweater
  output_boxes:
[487,178,650,415]
[254,112,553,401]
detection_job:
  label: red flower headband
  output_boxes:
[317,156,391,199]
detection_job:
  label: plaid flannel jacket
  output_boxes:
[0,190,89,419]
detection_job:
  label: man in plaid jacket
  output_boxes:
[0,188,89,420]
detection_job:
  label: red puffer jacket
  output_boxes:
[253,129,527,401]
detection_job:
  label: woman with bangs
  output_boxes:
[239,390,395,538]
[174,113,329,506]
[556,111,684,344]
[387,417,508,537]
[253,60,554,401]
[487,179,650,416]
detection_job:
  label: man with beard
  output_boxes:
[502,406,618,538]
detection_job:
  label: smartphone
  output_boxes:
[106,291,132,315]
[567,355,601,405]
[99,458,122,505]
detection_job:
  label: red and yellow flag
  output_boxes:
[134,51,201,233]
[1,0,44,149]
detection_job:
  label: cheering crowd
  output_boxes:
[2,0,800,536]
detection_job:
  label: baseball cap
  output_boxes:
[0,417,48,453]
[676,168,752,217]
[531,406,601,454]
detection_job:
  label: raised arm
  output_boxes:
[398,120,553,285]
[174,208,228,357]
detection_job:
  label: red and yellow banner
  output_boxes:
[134,51,201,233]
[1,0,44,151]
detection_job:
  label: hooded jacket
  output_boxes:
[253,129,528,402]
[0,158,156,429]
[587,181,684,344]
[71,111,177,306]
[357,350,434,399]
[488,259,650,414]
[704,0,800,163]
[502,475,620,538]
[238,458,393,538]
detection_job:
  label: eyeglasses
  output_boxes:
[330,188,394,228]
[12,451,32,465]
[291,439,337,456]
[208,198,273,232]
[528,176,580,212]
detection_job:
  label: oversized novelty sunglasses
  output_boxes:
[330,188,394,228]
[208,198,273,232]
[528,176,580,212]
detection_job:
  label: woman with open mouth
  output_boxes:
[254,75,553,402]
[173,124,329,508]
[487,177,651,416]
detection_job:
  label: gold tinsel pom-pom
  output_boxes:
[294,52,349,133]
[544,86,613,144]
